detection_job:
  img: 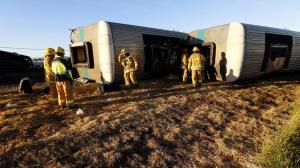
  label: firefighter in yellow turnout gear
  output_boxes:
[51,47,75,108]
[181,48,189,83]
[118,49,138,87]
[44,48,58,103]
[188,47,206,87]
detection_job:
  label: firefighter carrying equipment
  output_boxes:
[120,51,138,86]
[122,55,138,73]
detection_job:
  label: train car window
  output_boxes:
[70,42,94,68]
[269,45,288,61]
[261,33,293,72]
[73,47,86,63]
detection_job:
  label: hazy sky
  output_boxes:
[1,0,299,57]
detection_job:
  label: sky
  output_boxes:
[1,0,300,58]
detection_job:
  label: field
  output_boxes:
[1,73,300,168]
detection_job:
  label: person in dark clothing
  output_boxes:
[208,65,218,81]
[219,52,227,81]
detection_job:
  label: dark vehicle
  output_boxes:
[0,50,34,84]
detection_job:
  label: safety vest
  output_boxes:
[51,56,73,81]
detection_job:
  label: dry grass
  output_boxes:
[0,73,300,167]
[257,86,300,168]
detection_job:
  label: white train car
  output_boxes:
[189,23,300,82]
[69,21,187,85]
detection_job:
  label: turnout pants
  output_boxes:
[56,81,74,107]
[182,69,188,82]
[48,81,58,103]
[124,71,137,86]
[191,70,202,85]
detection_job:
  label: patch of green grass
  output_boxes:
[258,91,300,168]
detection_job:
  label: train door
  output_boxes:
[143,34,181,77]
[201,42,216,66]
[149,45,169,75]
[200,42,216,81]
[181,42,216,81]
[261,34,293,73]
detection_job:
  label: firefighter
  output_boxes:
[51,47,75,108]
[188,46,206,87]
[181,48,189,83]
[118,48,138,87]
[44,48,57,103]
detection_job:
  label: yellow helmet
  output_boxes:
[192,46,199,52]
[120,48,127,55]
[44,48,55,56]
[56,47,65,54]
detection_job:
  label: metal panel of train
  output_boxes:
[70,21,300,84]
[70,21,186,84]
[189,23,300,82]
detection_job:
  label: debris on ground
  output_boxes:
[0,73,300,167]
[4,103,18,108]
[76,108,85,115]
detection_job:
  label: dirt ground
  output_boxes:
[1,73,300,168]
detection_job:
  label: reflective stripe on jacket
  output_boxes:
[188,53,206,71]
[51,56,73,81]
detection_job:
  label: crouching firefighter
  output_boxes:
[44,48,57,103]
[51,47,75,109]
[118,48,138,88]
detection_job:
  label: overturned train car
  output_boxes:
[189,23,300,82]
[70,21,300,84]
[70,21,186,84]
